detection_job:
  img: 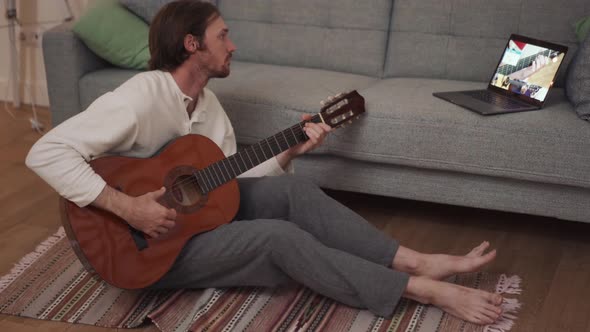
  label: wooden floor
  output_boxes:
[1,104,589,332]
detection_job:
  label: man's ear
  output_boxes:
[184,34,199,53]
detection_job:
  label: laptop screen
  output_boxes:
[489,35,567,105]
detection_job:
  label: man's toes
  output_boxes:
[494,294,503,305]
[479,241,490,250]
[479,249,497,262]
[483,305,502,321]
[459,249,496,273]
[466,249,496,270]
[467,247,482,257]
[484,314,498,324]
[487,293,503,305]
[467,241,490,257]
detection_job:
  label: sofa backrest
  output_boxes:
[218,0,392,77]
[384,0,587,84]
[119,0,218,23]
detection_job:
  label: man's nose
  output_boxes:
[228,38,237,52]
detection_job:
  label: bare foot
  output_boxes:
[393,242,497,280]
[404,276,504,325]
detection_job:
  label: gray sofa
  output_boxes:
[43,0,590,223]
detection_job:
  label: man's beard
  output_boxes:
[210,67,230,78]
[207,57,231,79]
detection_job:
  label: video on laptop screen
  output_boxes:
[489,38,566,102]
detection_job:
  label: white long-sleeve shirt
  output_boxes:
[26,70,290,207]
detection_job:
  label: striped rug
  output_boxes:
[0,227,522,332]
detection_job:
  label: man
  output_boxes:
[26,0,503,325]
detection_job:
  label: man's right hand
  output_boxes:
[122,187,177,239]
[93,185,177,239]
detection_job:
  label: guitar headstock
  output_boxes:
[319,90,366,129]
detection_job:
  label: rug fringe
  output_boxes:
[0,227,66,293]
[494,274,522,295]
[483,274,523,332]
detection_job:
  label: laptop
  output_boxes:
[433,34,568,115]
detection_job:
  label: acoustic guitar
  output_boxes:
[61,90,366,289]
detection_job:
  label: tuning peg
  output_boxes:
[321,92,349,106]
[321,95,335,106]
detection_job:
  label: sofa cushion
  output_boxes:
[384,0,585,86]
[119,0,217,23]
[79,68,141,110]
[347,79,590,188]
[73,0,149,70]
[219,0,392,77]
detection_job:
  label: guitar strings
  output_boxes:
[164,96,359,197]
[167,106,357,193]
[161,117,317,196]
[157,92,358,200]
[195,119,310,188]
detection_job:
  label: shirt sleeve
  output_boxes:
[239,156,294,178]
[25,92,139,207]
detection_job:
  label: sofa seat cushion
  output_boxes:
[207,61,378,142]
[335,78,589,188]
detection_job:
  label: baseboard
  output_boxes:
[0,79,49,107]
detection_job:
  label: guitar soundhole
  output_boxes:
[164,166,208,214]
[171,175,203,207]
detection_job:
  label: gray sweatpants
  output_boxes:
[151,175,409,316]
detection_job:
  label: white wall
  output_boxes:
[0,0,96,106]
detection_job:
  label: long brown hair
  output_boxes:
[148,0,220,71]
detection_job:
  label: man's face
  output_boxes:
[196,16,236,78]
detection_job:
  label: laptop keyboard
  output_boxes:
[463,90,527,109]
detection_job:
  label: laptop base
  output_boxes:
[433,90,540,116]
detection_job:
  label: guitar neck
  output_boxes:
[195,114,322,193]
[497,49,552,76]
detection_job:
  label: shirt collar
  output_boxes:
[162,71,207,122]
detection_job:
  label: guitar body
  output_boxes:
[61,134,239,289]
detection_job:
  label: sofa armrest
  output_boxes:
[42,22,109,126]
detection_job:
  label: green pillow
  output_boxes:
[73,0,149,70]
[574,16,590,43]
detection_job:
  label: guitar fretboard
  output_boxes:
[193,115,322,193]
[497,49,553,76]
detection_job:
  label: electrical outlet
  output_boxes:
[19,28,43,48]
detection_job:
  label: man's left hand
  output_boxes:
[276,113,331,168]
